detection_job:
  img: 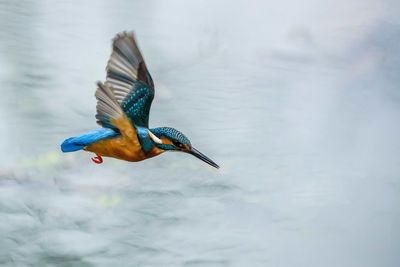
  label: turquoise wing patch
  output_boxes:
[120,80,154,127]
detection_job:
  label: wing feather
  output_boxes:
[105,31,154,104]
[95,82,123,129]
[102,31,155,127]
[93,31,155,129]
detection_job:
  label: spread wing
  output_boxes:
[96,31,155,129]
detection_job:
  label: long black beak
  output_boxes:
[188,147,219,169]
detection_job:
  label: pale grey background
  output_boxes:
[0,0,399,266]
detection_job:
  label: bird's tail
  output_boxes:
[61,137,85,152]
[61,128,118,153]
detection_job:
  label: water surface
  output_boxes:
[0,0,399,266]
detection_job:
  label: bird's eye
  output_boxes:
[172,140,184,148]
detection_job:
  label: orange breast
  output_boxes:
[84,115,164,162]
[85,136,164,162]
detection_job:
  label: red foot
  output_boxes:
[91,155,103,164]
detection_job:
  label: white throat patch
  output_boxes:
[148,130,163,144]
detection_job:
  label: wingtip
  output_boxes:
[112,31,135,45]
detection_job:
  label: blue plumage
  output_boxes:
[136,126,154,153]
[122,80,154,127]
[61,128,118,152]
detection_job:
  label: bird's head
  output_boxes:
[148,127,219,169]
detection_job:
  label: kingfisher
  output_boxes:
[61,31,219,169]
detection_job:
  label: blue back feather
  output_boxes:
[61,128,118,152]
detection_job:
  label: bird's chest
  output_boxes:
[85,135,163,162]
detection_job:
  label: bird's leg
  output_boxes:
[91,155,103,164]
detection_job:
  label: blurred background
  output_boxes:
[0,0,399,266]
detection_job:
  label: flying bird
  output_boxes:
[61,31,219,168]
